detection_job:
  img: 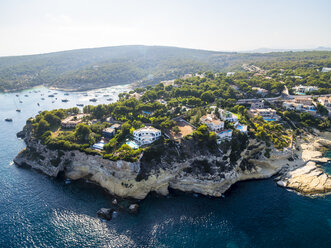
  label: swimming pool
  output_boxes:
[126,140,139,149]
[236,124,247,132]
[264,118,276,122]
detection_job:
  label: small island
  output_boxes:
[14,69,331,200]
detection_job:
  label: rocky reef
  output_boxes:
[275,132,331,196]
[14,123,331,199]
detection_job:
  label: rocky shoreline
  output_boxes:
[275,132,331,196]
[14,124,331,201]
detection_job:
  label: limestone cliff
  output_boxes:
[14,122,297,200]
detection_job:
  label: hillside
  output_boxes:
[0,45,331,92]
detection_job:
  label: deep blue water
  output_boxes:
[0,87,331,248]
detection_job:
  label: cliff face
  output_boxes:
[14,124,295,200]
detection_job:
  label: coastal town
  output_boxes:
[46,67,331,159]
[13,62,331,202]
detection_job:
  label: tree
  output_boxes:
[36,119,50,137]
[172,126,180,134]
[200,90,215,103]
[75,124,91,142]
[316,103,329,116]
[44,113,61,128]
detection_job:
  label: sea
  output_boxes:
[0,86,330,248]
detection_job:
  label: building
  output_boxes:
[282,101,316,114]
[226,72,235,77]
[294,97,313,105]
[92,140,106,150]
[290,76,303,79]
[219,109,239,122]
[102,127,115,139]
[318,96,331,107]
[200,114,224,132]
[102,123,121,139]
[217,129,233,143]
[131,92,142,100]
[252,87,268,96]
[293,85,318,95]
[182,74,193,79]
[249,108,280,121]
[250,100,264,109]
[133,126,162,145]
[61,114,88,128]
[321,67,331,73]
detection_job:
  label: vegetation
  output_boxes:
[1,46,331,93]
[27,52,331,162]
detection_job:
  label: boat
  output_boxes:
[106,98,113,101]
[62,99,69,102]
[52,101,55,103]
[38,111,42,114]
[41,98,45,100]
[103,94,110,97]
[76,103,84,107]
[83,93,88,96]
[16,109,21,112]
[64,93,69,96]
[89,98,97,102]
[19,101,23,103]
[24,95,28,97]
[5,118,13,122]
[37,103,40,106]
[48,94,54,97]
[16,94,19,97]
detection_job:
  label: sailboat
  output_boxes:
[13,98,21,112]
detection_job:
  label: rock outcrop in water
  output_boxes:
[275,133,331,196]
[14,123,331,199]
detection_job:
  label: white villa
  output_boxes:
[283,101,316,114]
[200,114,224,132]
[133,126,162,145]
[219,109,239,122]
[249,108,280,121]
[293,85,318,95]
[321,67,331,73]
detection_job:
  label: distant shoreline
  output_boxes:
[2,83,133,94]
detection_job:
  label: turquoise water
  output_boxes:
[264,118,276,122]
[0,88,331,247]
[322,151,331,174]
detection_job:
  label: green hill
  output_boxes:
[0,45,330,92]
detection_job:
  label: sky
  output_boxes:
[0,0,331,56]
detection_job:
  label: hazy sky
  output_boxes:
[0,0,331,56]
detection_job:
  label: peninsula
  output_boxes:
[14,64,331,199]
